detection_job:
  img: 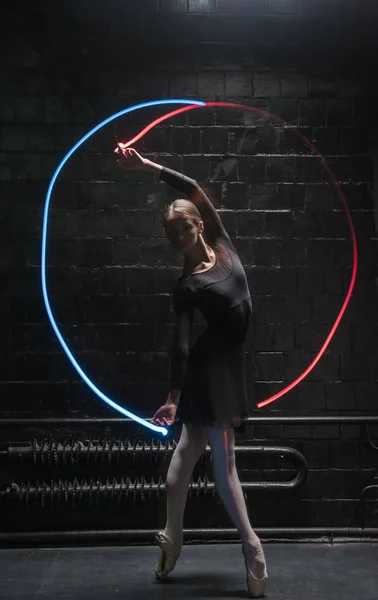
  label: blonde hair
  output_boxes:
[163,199,202,228]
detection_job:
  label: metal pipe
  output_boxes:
[0,528,377,547]
[1,441,307,464]
[359,484,378,528]
[1,462,305,503]
[366,424,378,451]
[0,444,307,497]
[1,416,378,425]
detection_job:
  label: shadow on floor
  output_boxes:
[0,542,377,599]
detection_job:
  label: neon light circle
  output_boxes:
[42,99,357,435]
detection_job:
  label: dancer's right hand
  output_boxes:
[115,146,147,170]
[151,402,177,427]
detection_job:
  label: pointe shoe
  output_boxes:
[242,544,268,598]
[154,531,181,580]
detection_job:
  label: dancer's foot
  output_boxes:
[242,539,268,598]
[154,531,182,580]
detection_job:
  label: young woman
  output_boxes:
[116,146,268,598]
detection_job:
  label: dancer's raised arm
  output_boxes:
[116,146,231,245]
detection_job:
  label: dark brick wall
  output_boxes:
[1,0,378,532]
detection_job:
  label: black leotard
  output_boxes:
[160,166,252,428]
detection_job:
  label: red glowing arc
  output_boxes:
[118,101,358,410]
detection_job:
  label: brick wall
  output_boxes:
[1,0,377,532]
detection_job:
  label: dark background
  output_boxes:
[1,0,378,536]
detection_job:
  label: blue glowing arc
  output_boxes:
[42,98,206,436]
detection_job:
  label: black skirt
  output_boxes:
[175,328,250,429]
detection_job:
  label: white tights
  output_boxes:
[164,423,266,576]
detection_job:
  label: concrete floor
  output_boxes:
[0,543,377,599]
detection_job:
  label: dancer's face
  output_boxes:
[165,213,203,255]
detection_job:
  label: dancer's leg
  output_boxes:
[164,422,207,548]
[206,426,266,578]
